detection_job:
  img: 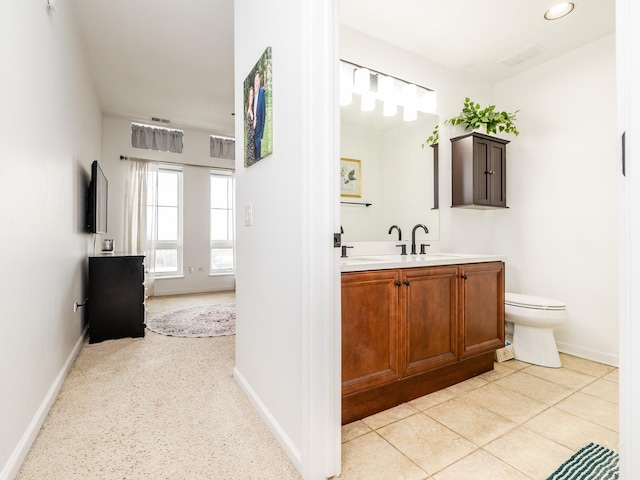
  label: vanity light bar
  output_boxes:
[340,59,437,118]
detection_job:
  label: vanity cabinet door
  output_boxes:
[341,270,401,395]
[400,266,458,377]
[458,261,505,359]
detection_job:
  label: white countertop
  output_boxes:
[340,253,506,272]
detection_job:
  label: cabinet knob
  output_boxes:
[395,281,402,287]
[461,274,468,280]
[404,280,410,286]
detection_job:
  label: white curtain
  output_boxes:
[124,159,158,296]
[210,136,235,160]
[131,124,183,154]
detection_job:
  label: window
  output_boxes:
[210,170,234,274]
[148,166,183,276]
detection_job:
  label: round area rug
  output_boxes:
[147,304,235,337]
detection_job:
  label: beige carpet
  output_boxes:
[16,291,301,480]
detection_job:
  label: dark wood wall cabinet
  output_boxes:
[341,261,504,424]
[88,254,146,344]
[451,132,509,208]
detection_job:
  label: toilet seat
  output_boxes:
[505,293,566,311]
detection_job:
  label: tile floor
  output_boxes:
[340,354,618,480]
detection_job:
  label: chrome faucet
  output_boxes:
[411,224,429,255]
[388,225,402,241]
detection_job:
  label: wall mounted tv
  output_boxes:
[86,160,108,234]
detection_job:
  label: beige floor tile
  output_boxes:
[602,369,619,383]
[554,392,619,431]
[580,378,619,404]
[341,432,428,480]
[462,383,547,424]
[342,420,372,443]
[558,353,616,378]
[361,403,419,430]
[378,413,477,475]
[499,359,530,371]
[521,364,597,390]
[445,376,488,396]
[426,397,517,446]
[525,407,619,451]
[494,370,573,405]
[479,362,517,382]
[484,427,573,480]
[432,449,531,480]
[409,389,456,412]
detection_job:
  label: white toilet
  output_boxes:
[504,292,568,368]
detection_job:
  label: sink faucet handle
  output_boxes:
[396,244,407,256]
[420,243,431,255]
[341,245,354,258]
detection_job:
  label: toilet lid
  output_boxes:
[505,292,566,311]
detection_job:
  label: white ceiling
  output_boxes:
[68,0,615,134]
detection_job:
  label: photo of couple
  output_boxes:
[244,46,273,167]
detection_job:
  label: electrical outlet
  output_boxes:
[73,302,78,312]
[244,205,253,226]
[198,267,204,272]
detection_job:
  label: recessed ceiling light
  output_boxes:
[544,2,575,20]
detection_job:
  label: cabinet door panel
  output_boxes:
[490,142,507,207]
[401,267,458,376]
[459,262,505,359]
[473,137,491,206]
[342,270,400,395]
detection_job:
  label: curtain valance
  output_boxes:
[132,124,183,154]
[210,136,235,160]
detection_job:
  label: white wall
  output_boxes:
[233,1,340,478]
[101,116,235,295]
[493,35,618,365]
[0,2,102,478]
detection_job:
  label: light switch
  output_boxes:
[244,205,253,226]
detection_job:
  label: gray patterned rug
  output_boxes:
[147,304,236,337]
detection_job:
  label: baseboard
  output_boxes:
[0,327,87,480]
[556,341,619,367]
[232,367,302,472]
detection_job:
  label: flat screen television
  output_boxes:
[87,160,108,234]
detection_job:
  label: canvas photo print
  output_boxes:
[243,46,273,167]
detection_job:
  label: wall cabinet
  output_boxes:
[342,261,504,424]
[451,132,509,208]
[88,254,146,344]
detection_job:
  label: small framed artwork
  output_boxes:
[243,46,273,167]
[340,158,362,198]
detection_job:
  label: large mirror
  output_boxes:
[340,99,440,242]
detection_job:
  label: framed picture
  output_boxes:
[243,46,273,167]
[340,158,362,198]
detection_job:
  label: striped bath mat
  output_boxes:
[546,443,619,480]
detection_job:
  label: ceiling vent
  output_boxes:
[500,44,547,67]
[151,117,170,123]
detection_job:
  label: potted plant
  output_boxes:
[423,97,519,147]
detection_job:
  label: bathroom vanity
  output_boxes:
[341,254,505,424]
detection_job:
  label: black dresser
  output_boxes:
[88,253,146,343]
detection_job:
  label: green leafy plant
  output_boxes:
[422,124,439,148]
[445,97,520,136]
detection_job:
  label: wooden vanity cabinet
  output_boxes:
[451,132,509,208]
[401,266,458,376]
[341,269,401,395]
[342,261,504,424]
[459,262,505,359]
